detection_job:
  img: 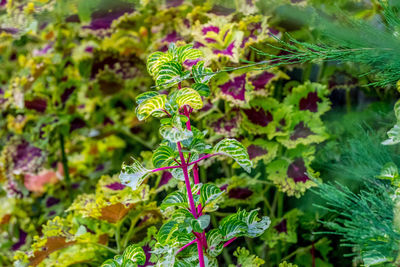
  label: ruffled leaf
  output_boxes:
[213,139,252,173]
[119,158,150,190]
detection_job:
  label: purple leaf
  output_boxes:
[24,98,47,112]
[202,26,220,35]
[159,172,173,187]
[290,122,313,140]
[249,72,276,91]
[106,182,126,191]
[12,230,27,251]
[274,219,287,233]
[244,107,273,127]
[46,197,60,207]
[299,92,320,112]
[213,41,235,56]
[228,187,253,199]
[219,74,246,101]
[247,144,268,160]
[287,158,310,183]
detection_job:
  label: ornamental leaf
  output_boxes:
[191,215,211,233]
[147,51,173,76]
[119,158,150,190]
[135,94,167,121]
[101,259,119,267]
[175,88,203,110]
[200,184,224,212]
[159,115,193,143]
[152,145,176,168]
[155,62,186,88]
[176,44,203,63]
[213,139,252,173]
[122,245,146,265]
[192,61,214,84]
[192,83,210,97]
[157,221,179,245]
[160,191,188,210]
[135,91,160,105]
[382,123,400,145]
[219,217,247,240]
[206,229,224,257]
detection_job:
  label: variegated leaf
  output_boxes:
[191,215,210,233]
[206,229,224,257]
[152,145,176,168]
[237,209,271,238]
[147,51,173,76]
[213,139,252,173]
[135,94,167,121]
[135,91,159,105]
[192,61,214,84]
[176,44,203,63]
[119,158,150,190]
[219,217,247,240]
[157,221,179,245]
[192,83,210,97]
[101,259,119,267]
[155,62,185,88]
[175,88,203,110]
[200,184,224,212]
[122,245,146,265]
[160,125,193,143]
[161,191,188,210]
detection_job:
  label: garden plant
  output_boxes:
[1,0,400,267]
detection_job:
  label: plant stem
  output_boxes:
[223,237,237,247]
[189,153,221,165]
[151,165,181,173]
[177,239,196,254]
[177,142,197,217]
[59,132,71,188]
[116,223,122,254]
[177,142,205,267]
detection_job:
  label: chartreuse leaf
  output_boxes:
[156,62,187,88]
[200,184,224,212]
[119,158,150,190]
[101,259,119,267]
[147,51,173,77]
[161,191,188,210]
[176,44,203,62]
[135,94,167,121]
[230,247,265,267]
[213,139,253,173]
[152,145,176,168]
[135,91,159,104]
[157,221,180,245]
[175,88,203,110]
[192,61,215,84]
[122,245,146,266]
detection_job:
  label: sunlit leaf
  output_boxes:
[213,139,252,173]
[136,94,167,121]
[175,88,203,110]
[119,158,150,190]
[122,245,146,265]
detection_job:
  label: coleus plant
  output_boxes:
[102,44,271,266]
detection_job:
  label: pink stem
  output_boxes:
[151,165,181,173]
[189,153,221,166]
[177,142,198,217]
[177,239,196,254]
[177,142,205,267]
[223,237,237,248]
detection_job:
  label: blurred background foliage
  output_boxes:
[1,0,400,266]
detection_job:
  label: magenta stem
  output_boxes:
[189,153,221,166]
[177,239,196,254]
[177,142,198,217]
[223,237,237,248]
[197,239,206,267]
[151,165,181,173]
